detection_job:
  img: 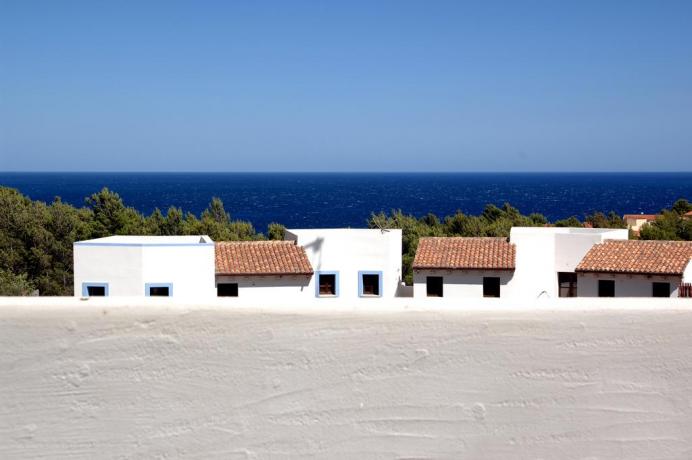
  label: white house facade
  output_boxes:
[285,228,403,300]
[575,240,692,297]
[413,227,629,299]
[214,241,313,299]
[73,235,216,298]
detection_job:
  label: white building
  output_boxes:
[508,227,628,299]
[285,228,403,300]
[214,241,313,298]
[576,240,692,297]
[413,237,515,298]
[413,227,629,299]
[73,235,215,298]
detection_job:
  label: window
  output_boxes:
[146,284,172,297]
[598,280,615,297]
[483,277,500,298]
[82,283,108,297]
[426,276,443,297]
[652,282,670,298]
[317,273,338,297]
[359,271,382,297]
[217,283,238,297]
[558,272,578,297]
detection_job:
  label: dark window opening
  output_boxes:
[319,274,336,296]
[558,272,578,298]
[483,277,501,298]
[86,285,105,297]
[652,282,670,298]
[149,286,170,297]
[217,283,238,297]
[426,276,443,297]
[362,274,380,296]
[598,280,615,297]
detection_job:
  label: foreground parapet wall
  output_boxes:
[1,298,692,459]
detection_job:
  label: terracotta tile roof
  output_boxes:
[413,237,515,270]
[215,241,313,276]
[576,240,692,276]
[623,214,658,220]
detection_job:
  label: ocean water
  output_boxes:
[1,172,690,232]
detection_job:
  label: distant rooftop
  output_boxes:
[75,235,213,246]
[623,214,658,220]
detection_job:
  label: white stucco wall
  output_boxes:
[285,228,402,300]
[2,297,692,459]
[578,272,683,297]
[73,236,216,298]
[215,275,312,299]
[684,261,692,283]
[413,269,514,298]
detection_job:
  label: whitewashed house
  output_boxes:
[508,227,629,299]
[73,235,215,297]
[214,241,313,298]
[413,227,629,299]
[285,228,403,300]
[575,240,692,297]
[413,237,515,298]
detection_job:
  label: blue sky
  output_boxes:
[1,1,691,172]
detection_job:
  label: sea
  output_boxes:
[1,172,690,232]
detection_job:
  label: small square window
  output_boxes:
[598,280,615,297]
[318,274,337,296]
[483,277,501,298]
[217,283,238,297]
[652,282,670,298]
[426,276,443,297]
[361,274,381,296]
[86,285,106,297]
[149,286,170,297]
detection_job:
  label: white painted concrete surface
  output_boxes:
[2,297,692,459]
[73,235,216,298]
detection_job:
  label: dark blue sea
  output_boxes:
[1,173,690,232]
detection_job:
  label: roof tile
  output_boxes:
[576,240,692,276]
[215,241,313,276]
[413,237,515,270]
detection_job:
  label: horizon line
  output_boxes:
[2,170,692,175]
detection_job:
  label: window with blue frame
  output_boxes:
[82,283,108,297]
[316,272,339,297]
[359,271,382,297]
[146,283,173,297]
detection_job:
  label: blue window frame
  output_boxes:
[315,271,339,297]
[145,283,173,297]
[82,282,109,297]
[358,271,383,297]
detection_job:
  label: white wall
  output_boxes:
[73,245,143,296]
[413,269,514,298]
[215,275,312,299]
[286,229,402,300]
[3,297,692,459]
[578,272,682,297]
[73,237,215,298]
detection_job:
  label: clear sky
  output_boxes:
[1,1,691,172]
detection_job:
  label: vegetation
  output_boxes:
[639,198,692,241]
[0,185,688,294]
